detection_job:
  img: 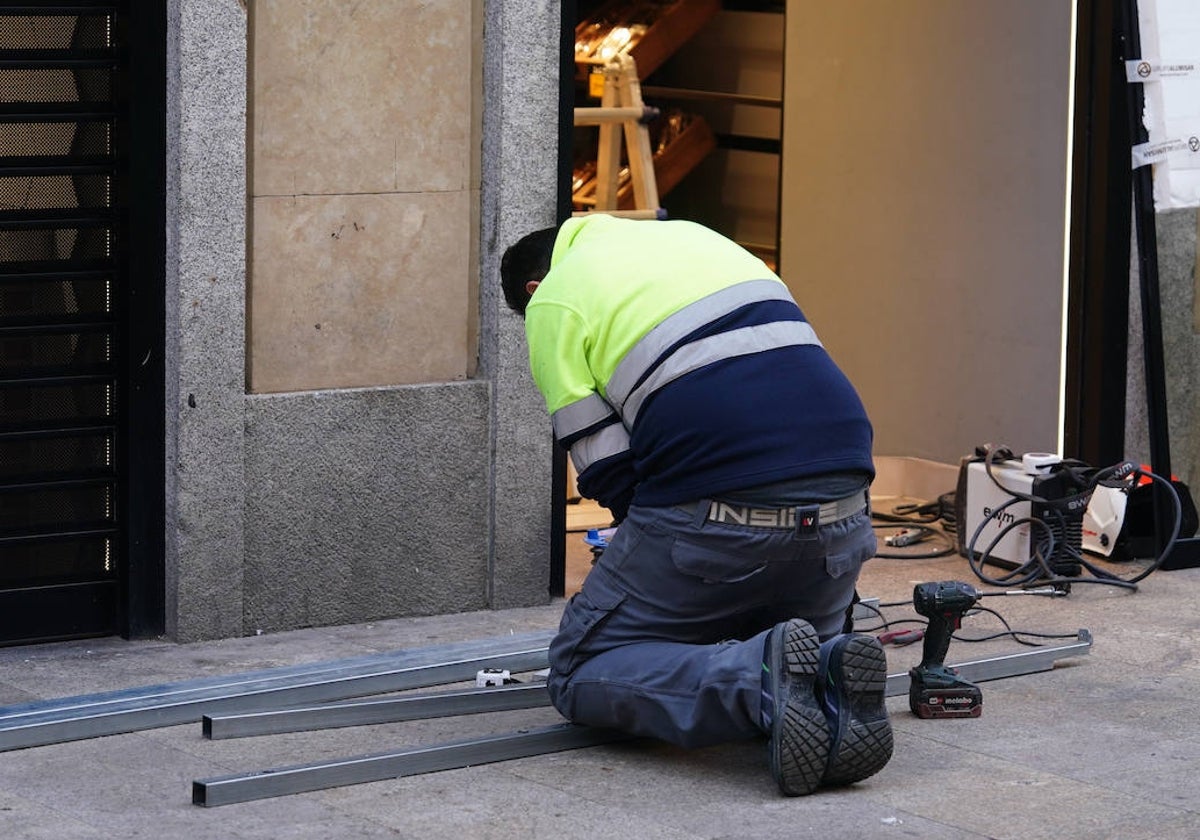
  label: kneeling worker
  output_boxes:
[500,214,893,796]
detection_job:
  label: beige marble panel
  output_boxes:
[249,191,472,393]
[252,0,474,197]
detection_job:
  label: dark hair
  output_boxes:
[500,226,558,316]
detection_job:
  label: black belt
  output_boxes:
[681,491,868,530]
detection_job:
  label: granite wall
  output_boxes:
[165,0,248,640]
[1126,208,1200,490]
[163,0,560,641]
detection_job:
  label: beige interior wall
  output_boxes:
[247,0,481,393]
[779,0,1076,464]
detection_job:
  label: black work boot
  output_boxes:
[818,633,894,786]
[762,619,830,796]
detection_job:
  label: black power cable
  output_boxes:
[854,594,1077,648]
[871,523,956,559]
[872,498,957,558]
[954,604,1080,648]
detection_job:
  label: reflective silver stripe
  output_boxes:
[569,422,631,474]
[623,320,822,426]
[551,393,618,441]
[606,279,796,410]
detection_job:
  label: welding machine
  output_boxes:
[954,448,1093,576]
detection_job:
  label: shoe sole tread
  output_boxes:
[770,620,829,796]
[824,635,894,786]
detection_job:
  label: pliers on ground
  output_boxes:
[878,628,924,646]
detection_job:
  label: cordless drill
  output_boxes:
[909,580,984,718]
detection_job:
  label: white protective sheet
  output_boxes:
[1133,0,1200,210]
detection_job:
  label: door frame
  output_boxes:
[1063,0,1132,469]
[549,0,1132,592]
[119,4,167,637]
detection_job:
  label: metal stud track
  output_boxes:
[190,629,1093,806]
[0,631,555,751]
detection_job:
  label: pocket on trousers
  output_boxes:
[549,580,627,676]
[824,518,878,579]
[670,536,768,584]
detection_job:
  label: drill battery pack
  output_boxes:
[909,682,983,718]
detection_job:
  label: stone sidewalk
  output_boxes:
[0,554,1197,839]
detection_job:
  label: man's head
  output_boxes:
[500,226,558,316]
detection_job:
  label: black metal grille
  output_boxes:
[0,3,124,644]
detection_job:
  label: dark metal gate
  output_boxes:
[0,1,164,645]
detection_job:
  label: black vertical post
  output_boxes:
[1119,0,1172,480]
[121,2,167,635]
[1063,0,1130,468]
[1117,0,1200,569]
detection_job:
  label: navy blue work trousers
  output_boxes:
[546,501,877,749]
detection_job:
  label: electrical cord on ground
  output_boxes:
[856,596,1076,649]
[873,500,941,525]
[851,599,927,637]
[886,493,958,533]
[872,497,958,559]
[966,445,1181,592]
[855,599,885,621]
[872,523,957,559]
[952,605,1080,648]
[937,492,958,534]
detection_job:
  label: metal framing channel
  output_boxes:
[190,630,1092,807]
[884,629,1093,696]
[203,682,552,740]
[0,631,553,751]
[198,600,877,741]
[193,723,632,808]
